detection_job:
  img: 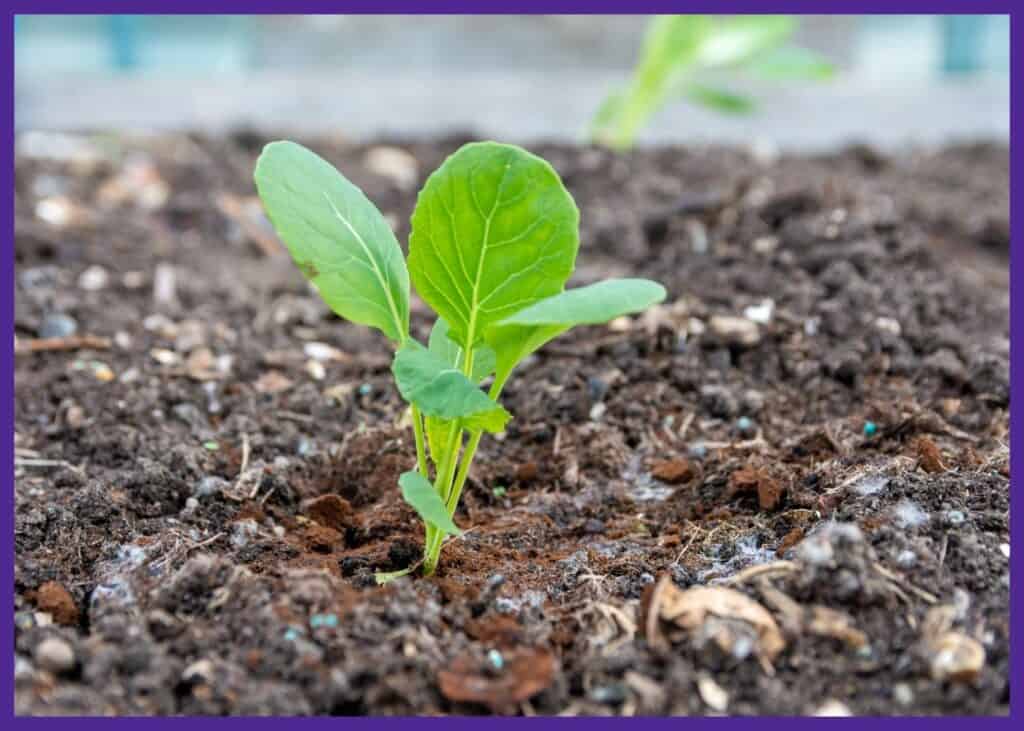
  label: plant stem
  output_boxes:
[445,431,481,515]
[410,404,429,477]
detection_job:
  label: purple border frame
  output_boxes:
[3,1,1017,725]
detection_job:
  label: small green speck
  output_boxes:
[203,441,220,451]
[492,485,507,498]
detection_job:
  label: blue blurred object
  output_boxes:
[109,15,140,70]
[941,15,987,73]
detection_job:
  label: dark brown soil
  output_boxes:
[14,132,1009,716]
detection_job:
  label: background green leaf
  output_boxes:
[746,46,836,80]
[485,278,667,389]
[695,15,797,68]
[408,142,579,349]
[602,15,712,148]
[392,341,510,432]
[254,141,410,342]
[399,471,462,536]
[685,83,756,114]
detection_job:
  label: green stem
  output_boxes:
[444,377,506,516]
[422,347,476,576]
[410,404,429,477]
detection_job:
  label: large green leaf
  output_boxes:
[408,142,579,349]
[399,471,461,536]
[695,15,796,69]
[392,341,510,433]
[254,141,410,342]
[485,279,667,389]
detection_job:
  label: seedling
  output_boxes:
[592,15,834,149]
[255,140,665,579]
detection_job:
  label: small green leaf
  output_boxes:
[254,141,410,343]
[408,142,579,350]
[424,414,452,470]
[399,471,462,536]
[428,317,495,384]
[685,84,756,115]
[485,278,666,389]
[695,15,796,68]
[746,46,835,80]
[374,566,416,585]
[392,341,510,433]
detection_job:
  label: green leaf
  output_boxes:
[428,317,495,384]
[408,142,580,349]
[424,414,452,471]
[254,141,410,343]
[685,84,756,115]
[485,278,666,389]
[399,471,462,536]
[374,566,416,585]
[392,341,510,433]
[424,318,496,470]
[746,45,835,80]
[695,15,796,69]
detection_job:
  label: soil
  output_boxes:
[14,131,1010,716]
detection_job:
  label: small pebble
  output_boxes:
[893,683,914,706]
[590,684,628,705]
[38,312,78,339]
[77,265,109,291]
[1000,543,1010,559]
[895,549,917,569]
[34,637,75,673]
[735,416,755,435]
[688,442,708,460]
[194,476,228,498]
[487,648,504,671]
[587,376,609,402]
[358,383,373,396]
[863,421,878,437]
[945,510,966,526]
[310,613,339,629]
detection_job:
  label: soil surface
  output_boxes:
[14,132,1010,716]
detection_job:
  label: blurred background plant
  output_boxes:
[591,15,835,149]
[14,14,1009,149]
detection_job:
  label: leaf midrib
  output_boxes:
[323,191,405,342]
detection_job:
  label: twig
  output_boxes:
[15,335,112,354]
[719,560,797,586]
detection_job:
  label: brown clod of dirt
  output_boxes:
[729,465,785,511]
[438,647,557,712]
[301,524,342,553]
[651,458,694,485]
[915,437,947,474]
[514,461,539,483]
[34,581,79,626]
[776,527,805,556]
[304,494,355,532]
[465,613,524,648]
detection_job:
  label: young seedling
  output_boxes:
[592,15,834,149]
[255,140,665,580]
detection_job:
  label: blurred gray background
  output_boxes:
[14,14,1010,150]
